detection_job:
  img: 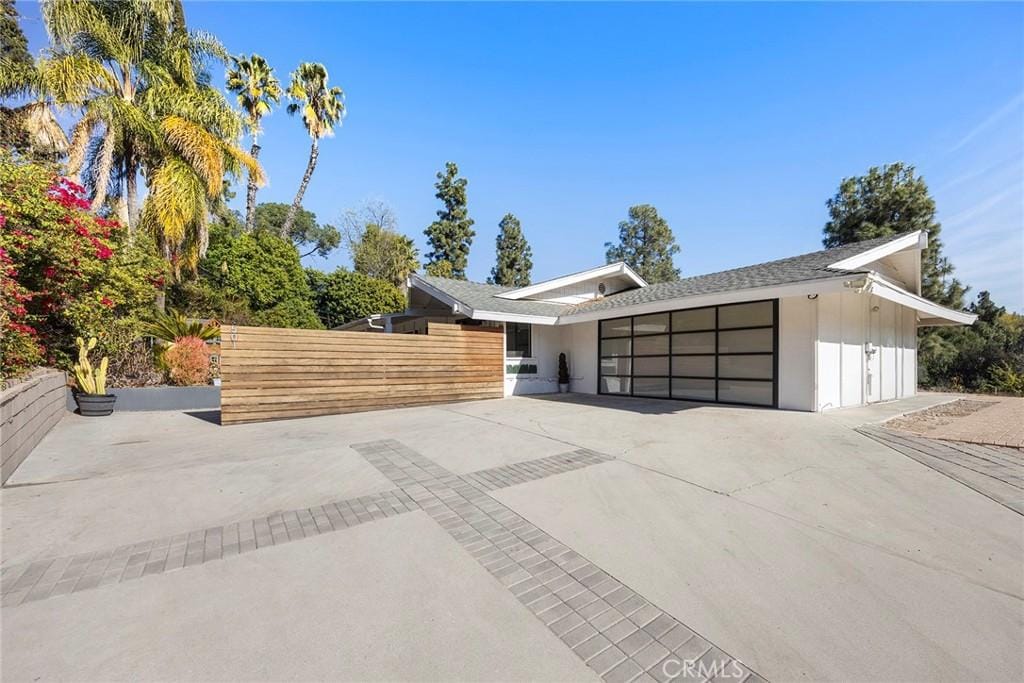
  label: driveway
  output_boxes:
[2,394,1021,682]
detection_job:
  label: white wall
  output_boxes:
[815,292,917,411]
[778,296,816,411]
[564,321,598,394]
[504,323,564,396]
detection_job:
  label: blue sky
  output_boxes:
[17,1,1024,310]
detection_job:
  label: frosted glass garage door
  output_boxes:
[597,300,777,407]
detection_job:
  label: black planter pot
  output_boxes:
[75,393,117,417]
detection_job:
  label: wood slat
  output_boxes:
[220,323,505,424]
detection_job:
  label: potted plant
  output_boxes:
[558,352,570,393]
[72,336,116,416]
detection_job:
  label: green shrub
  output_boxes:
[203,229,321,329]
[0,155,165,379]
[307,268,406,328]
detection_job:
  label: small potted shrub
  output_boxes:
[72,336,116,416]
[558,352,570,393]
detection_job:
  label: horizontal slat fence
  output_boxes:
[220,322,504,424]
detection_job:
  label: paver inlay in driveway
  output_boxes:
[2,393,1022,681]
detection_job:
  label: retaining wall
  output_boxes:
[1,369,67,484]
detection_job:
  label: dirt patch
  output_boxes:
[885,399,997,435]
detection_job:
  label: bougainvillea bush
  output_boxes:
[162,336,210,385]
[0,155,166,380]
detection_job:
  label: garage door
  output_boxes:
[598,300,778,407]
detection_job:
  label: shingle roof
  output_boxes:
[415,275,568,317]
[415,232,915,320]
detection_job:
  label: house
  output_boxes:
[340,231,976,411]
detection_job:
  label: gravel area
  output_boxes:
[885,399,996,435]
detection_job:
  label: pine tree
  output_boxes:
[604,204,680,283]
[424,162,474,279]
[488,213,532,287]
[823,162,963,307]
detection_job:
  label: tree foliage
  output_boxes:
[306,268,406,328]
[605,204,680,283]
[341,201,418,287]
[282,62,345,236]
[823,162,962,307]
[226,53,281,232]
[203,227,321,329]
[424,161,474,279]
[919,291,1024,395]
[0,155,165,378]
[37,0,262,275]
[488,213,532,287]
[255,202,339,258]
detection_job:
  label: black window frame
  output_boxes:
[597,299,779,408]
[505,322,532,359]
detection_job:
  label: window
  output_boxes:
[598,300,777,407]
[506,322,532,358]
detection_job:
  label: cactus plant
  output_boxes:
[74,337,109,395]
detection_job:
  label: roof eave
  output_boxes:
[867,275,976,326]
[494,262,647,301]
[557,275,860,324]
[828,231,928,271]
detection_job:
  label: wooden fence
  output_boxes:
[219,322,504,424]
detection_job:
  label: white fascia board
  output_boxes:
[472,310,559,325]
[558,276,856,324]
[495,262,647,300]
[408,275,472,316]
[409,275,560,325]
[867,275,976,326]
[828,231,927,271]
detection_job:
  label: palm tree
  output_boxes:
[38,0,261,273]
[226,54,281,232]
[281,62,345,237]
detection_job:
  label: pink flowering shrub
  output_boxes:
[0,155,165,379]
[163,336,210,386]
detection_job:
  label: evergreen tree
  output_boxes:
[424,161,474,279]
[488,213,532,287]
[823,162,963,307]
[604,204,680,283]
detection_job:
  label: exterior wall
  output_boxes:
[564,321,598,394]
[503,321,599,396]
[504,323,563,396]
[1,369,67,484]
[815,291,917,411]
[777,296,816,411]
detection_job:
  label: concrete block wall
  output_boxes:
[1,369,67,484]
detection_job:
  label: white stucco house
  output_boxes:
[341,231,976,411]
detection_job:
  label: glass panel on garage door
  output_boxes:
[597,300,777,407]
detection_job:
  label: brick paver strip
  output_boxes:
[350,439,765,683]
[859,426,1023,516]
[0,449,611,608]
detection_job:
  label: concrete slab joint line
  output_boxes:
[348,439,767,683]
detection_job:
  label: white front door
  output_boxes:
[865,296,882,403]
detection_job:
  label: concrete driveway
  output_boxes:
[2,394,1021,682]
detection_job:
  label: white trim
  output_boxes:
[494,262,647,300]
[559,276,858,324]
[866,275,976,326]
[408,274,468,315]
[828,231,927,271]
[473,310,559,325]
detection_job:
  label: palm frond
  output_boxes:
[161,115,224,195]
[141,307,219,342]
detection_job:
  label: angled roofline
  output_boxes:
[828,230,928,271]
[866,274,977,326]
[494,262,647,300]
[407,273,561,325]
